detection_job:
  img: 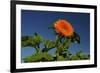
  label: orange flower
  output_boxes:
[54,19,74,37]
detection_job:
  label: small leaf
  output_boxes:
[23,51,43,62]
[76,51,90,60]
[57,44,65,54]
[70,50,90,60]
[32,33,43,45]
[71,55,80,60]
[57,56,65,61]
[43,40,56,51]
[43,52,53,61]
[21,36,29,41]
[21,36,33,47]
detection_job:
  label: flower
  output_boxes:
[54,19,74,37]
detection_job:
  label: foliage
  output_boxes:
[21,20,90,63]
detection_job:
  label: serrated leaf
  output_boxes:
[43,52,53,61]
[21,36,33,47]
[57,44,65,54]
[76,51,90,60]
[43,40,56,51]
[32,33,43,45]
[23,51,43,62]
[21,33,43,51]
[57,56,65,61]
[71,55,80,60]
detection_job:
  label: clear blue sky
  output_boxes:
[21,10,90,59]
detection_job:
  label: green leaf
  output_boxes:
[70,51,90,60]
[56,44,65,54]
[21,36,33,47]
[71,55,80,60]
[62,50,72,60]
[23,51,43,62]
[23,51,54,62]
[21,33,43,52]
[32,33,43,46]
[76,51,90,60]
[43,40,56,51]
[57,56,65,61]
[21,36,29,41]
[43,52,54,61]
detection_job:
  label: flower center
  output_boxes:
[62,26,67,32]
[63,28,67,32]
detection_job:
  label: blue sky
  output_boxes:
[21,10,90,59]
